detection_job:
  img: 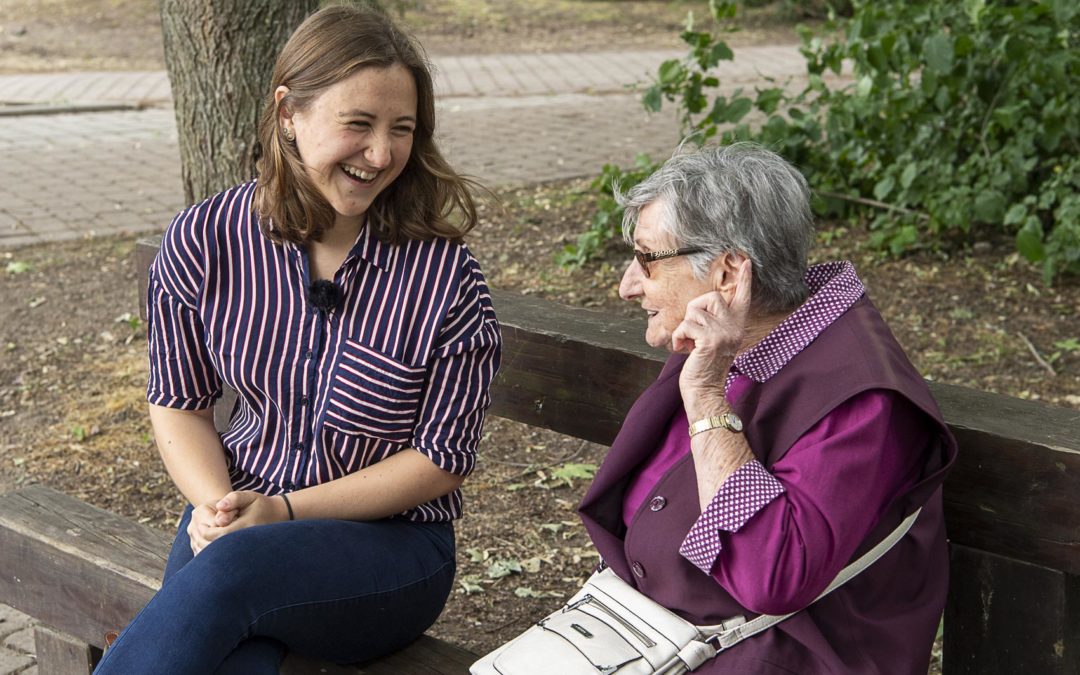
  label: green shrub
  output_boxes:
[583,0,1080,282]
[556,155,658,267]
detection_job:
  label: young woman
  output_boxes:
[95,6,500,673]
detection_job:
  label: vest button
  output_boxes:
[632,561,646,578]
[649,496,667,512]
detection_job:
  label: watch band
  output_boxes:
[688,411,744,436]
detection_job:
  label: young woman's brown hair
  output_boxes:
[254,4,480,245]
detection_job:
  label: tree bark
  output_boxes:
[160,0,318,204]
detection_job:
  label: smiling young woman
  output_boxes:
[93,6,501,674]
[253,5,480,248]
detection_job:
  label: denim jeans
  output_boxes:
[93,506,455,674]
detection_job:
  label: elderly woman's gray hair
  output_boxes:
[617,143,815,314]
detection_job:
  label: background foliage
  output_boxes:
[569,0,1080,283]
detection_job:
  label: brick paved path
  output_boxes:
[0,46,804,248]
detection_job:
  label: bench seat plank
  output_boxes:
[34,626,98,674]
[0,485,168,647]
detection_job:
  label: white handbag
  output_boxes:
[470,509,920,674]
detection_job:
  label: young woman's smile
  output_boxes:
[279,64,418,231]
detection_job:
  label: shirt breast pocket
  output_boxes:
[325,339,426,443]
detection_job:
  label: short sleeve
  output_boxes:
[145,206,222,410]
[411,255,501,476]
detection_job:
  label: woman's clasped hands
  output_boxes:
[187,491,289,555]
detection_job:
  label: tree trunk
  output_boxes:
[160,0,318,204]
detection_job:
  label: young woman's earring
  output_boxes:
[282,126,295,143]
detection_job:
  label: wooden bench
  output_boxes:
[1,235,1078,673]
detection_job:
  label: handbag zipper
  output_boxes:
[566,594,658,648]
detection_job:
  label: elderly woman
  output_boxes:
[576,144,956,674]
[96,6,499,674]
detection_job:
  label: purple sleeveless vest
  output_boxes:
[579,297,957,674]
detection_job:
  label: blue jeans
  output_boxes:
[94,506,455,674]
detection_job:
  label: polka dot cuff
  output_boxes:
[679,460,785,574]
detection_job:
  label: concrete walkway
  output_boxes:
[0,46,805,248]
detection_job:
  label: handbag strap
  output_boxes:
[700,507,923,652]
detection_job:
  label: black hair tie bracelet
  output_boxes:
[279,493,295,521]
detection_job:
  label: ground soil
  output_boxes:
[1,1,1078,672]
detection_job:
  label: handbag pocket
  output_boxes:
[324,339,426,443]
[491,607,649,674]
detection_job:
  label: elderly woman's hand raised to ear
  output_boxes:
[674,257,752,415]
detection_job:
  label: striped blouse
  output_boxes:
[146,182,502,522]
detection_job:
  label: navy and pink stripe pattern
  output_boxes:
[146,182,501,522]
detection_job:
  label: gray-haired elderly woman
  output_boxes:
[572,143,957,673]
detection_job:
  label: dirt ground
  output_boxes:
[1,0,1078,672]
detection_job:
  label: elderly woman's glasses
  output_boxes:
[634,248,704,278]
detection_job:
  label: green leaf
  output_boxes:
[1016,218,1046,262]
[889,225,919,256]
[873,175,896,201]
[923,33,954,75]
[5,261,30,274]
[550,462,598,487]
[755,88,784,115]
[467,548,490,562]
[867,45,888,72]
[856,75,874,98]
[642,86,662,113]
[658,59,684,86]
[964,0,986,26]
[720,97,752,123]
[708,0,738,22]
[1004,203,1028,226]
[457,575,485,594]
[1053,338,1080,352]
[974,190,1007,223]
[992,105,1020,131]
[1046,0,1077,23]
[900,164,918,190]
[486,559,523,579]
[709,41,734,64]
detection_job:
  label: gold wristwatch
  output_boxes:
[688,411,744,437]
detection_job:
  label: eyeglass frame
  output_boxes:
[634,247,705,278]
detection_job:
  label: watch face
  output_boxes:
[724,412,744,432]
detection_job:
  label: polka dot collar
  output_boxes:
[729,260,865,387]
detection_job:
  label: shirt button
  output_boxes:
[300,396,309,406]
[283,481,295,490]
[649,496,667,512]
[303,350,313,359]
[294,442,304,452]
[632,561,646,578]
